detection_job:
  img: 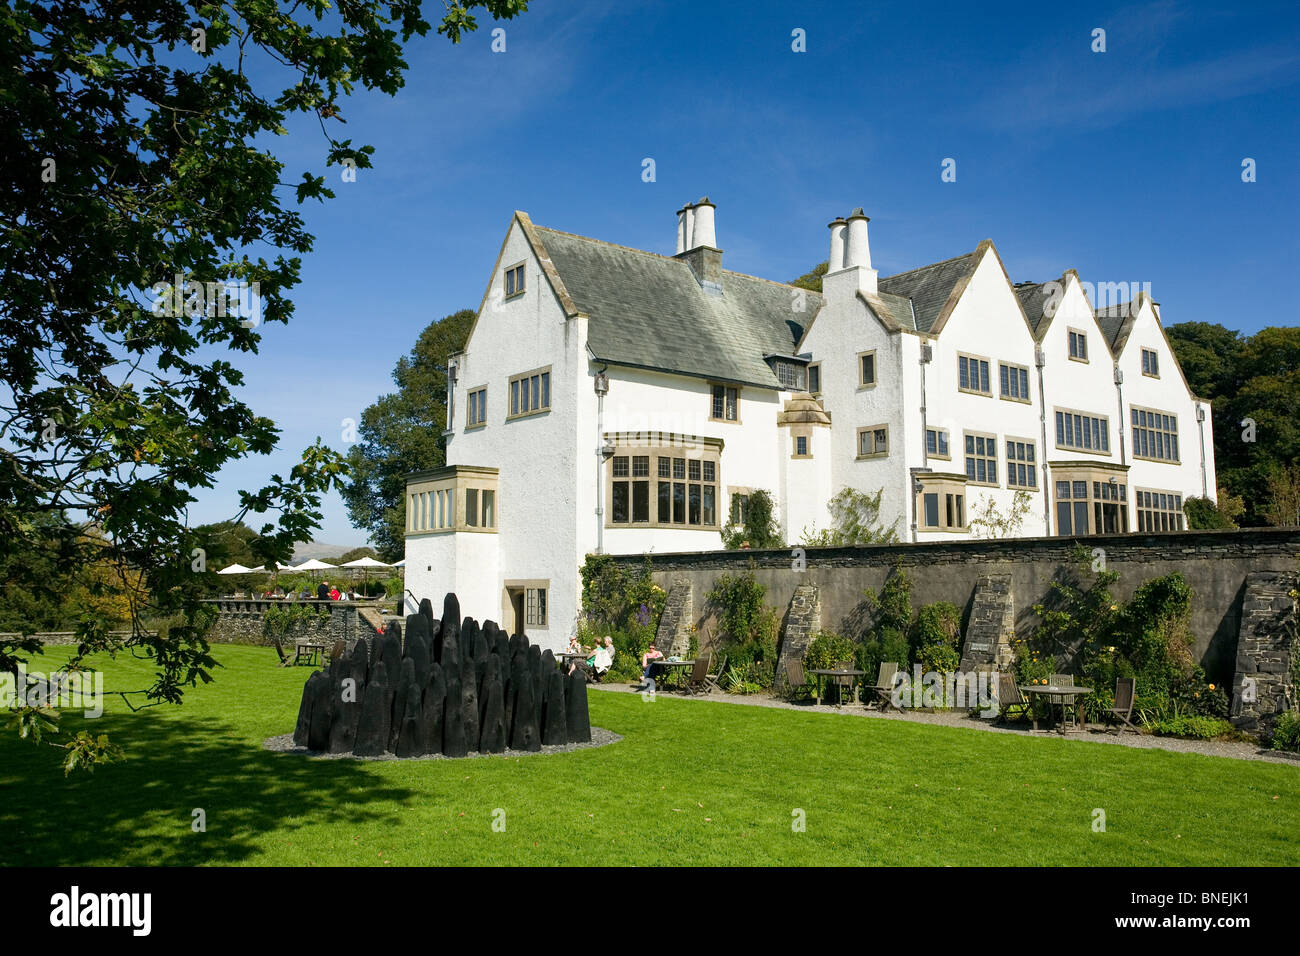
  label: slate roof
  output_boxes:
[1095,302,1138,354]
[1013,275,1070,338]
[533,225,821,389]
[877,250,979,333]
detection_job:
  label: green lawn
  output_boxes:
[1,644,1297,866]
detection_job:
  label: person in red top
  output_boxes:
[329,586,341,601]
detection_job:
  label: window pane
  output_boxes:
[702,461,715,482]
[673,458,685,479]
[688,484,701,524]
[689,459,701,481]
[541,372,550,409]
[712,386,723,419]
[481,490,495,527]
[796,436,808,456]
[702,485,716,525]
[926,430,936,455]
[924,493,939,527]
[632,481,649,522]
[862,354,875,384]
[657,481,671,522]
[979,361,989,393]
[809,366,820,393]
[939,432,948,456]
[530,375,539,411]
[658,457,670,477]
[510,380,519,416]
[1000,365,1009,396]
[726,387,738,420]
[633,455,649,477]
[611,482,629,522]
[959,357,969,390]
[673,483,685,523]
[466,488,479,527]
[612,456,628,477]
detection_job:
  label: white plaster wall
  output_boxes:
[923,249,1048,538]
[1037,275,1124,526]
[781,424,833,542]
[802,269,912,539]
[410,216,585,651]
[590,365,785,555]
[1117,300,1216,506]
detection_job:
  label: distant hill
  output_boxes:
[291,541,367,562]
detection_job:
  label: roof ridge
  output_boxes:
[533,221,822,295]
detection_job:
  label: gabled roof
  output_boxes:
[1013,272,1073,338]
[877,249,980,334]
[527,221,820,389]
[1095,301,1139,354]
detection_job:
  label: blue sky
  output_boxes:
[194,0,1300,547]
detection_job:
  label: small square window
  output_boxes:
[795,436,808,456]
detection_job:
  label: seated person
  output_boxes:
[585,636,616,681]
[638,642,665,688]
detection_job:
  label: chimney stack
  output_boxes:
[822,205,878,300]
[674,197,722,295]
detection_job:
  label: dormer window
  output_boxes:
[765,356,807,391]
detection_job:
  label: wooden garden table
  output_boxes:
[1019,684,1093,735]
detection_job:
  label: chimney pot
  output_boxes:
[690,198,717,250]
[845,207,872,270]
[827,216,848,272]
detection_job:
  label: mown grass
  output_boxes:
[0,644,1296,866]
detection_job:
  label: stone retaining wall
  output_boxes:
[607,529,1300,685]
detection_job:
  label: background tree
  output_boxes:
[1,0,528,769]
[340,309,475,558]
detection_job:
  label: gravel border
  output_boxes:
[263,726,621,761]
[592,683,1300,767]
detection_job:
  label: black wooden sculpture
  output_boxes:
[291,593,591,756]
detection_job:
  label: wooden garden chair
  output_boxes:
[684,654,711,695]
[272,636,294,668]
[868,662,900,711]
[830,660,857,705]
[1106,677,1140,734]
[783,658,810,699]
[1050,673,1078,729]
[703,654,727,694]
[997,673,1032,722]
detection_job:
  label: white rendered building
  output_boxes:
[404,200,1216,646]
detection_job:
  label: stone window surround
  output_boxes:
[1050,460,1131,536]
[1141,347,1160,378]
[504,260,526,299]
[1054,405,1111,457]
[507,365,551,421]
[466,384,487,429]
[504,578,549,630]
[926,426,951,460]
[790,425,813,459]
[998,360,1032,404]
[1135,486,1185,532]
[916,471,969,533]
[708,382,742,424]
[1005,435,1039,489]
[603,431,723,530]
[1130,403,1180,464]
[405,464,499,535]
[1068,327,1089,362]
[856,423,889,460]
[857,349,877,390]
[957,351,992,396]
[963,429,999,487]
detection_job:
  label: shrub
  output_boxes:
[862,563,912,635]
[1183,496,1237,530]
[721,489,784,550]
[799,487,899,546]
[804,630,856,672]
[579,555,666,638]
[910,601,961,664]
[1270,710,1300,752]
[1150,715,1235,740]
